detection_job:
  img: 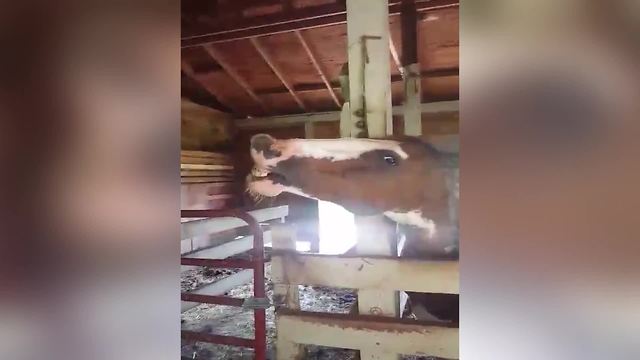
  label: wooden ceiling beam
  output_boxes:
[294,30,341,108]
[254,68,459,96]
[181,60,240,115]
[202,44,271,114]
[182,0,459,47]
[388,37,404,78]
[250,37,307,111]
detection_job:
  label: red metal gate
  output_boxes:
[181,209,268,360]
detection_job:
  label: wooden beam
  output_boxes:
[181,232,271,270]
[277,310,459,359]
[202,45,271,114]
[401,0,419,66]
[346,3,397,358]
[271,224,305,359]
[295,30,341,108]
[388,37,404,78]
[235,100,459,129]
[181,0,459,47]
[271,253,459,294]
[250,37,307,111]
[180,164,233,171]
[181,60,241,114]
[253,67,458,96]
[181,205,288,240]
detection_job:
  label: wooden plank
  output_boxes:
[181,270,254,312]
[180,177,234,184]
[344,5,398,356]
[181,231,272,271]
[181,206,289,240]
[181,150,231,159]
[180,170,234,177]
[346,0,393,137]
[389,37,403,77]
[180,164,234,171]
[203,44,270,114]
[295,30,341,108]
[277,310,459,358]
[271,253,459,294]
[180,156,232,165]
[403,63,422,135]
[236,101,458,129]
[251,37,307,111]
[253,68,458,97]
[181,0,460,47]
[271,224,304,359]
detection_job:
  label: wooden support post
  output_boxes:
[401,0,422,136]
[272,224,304,360]
[346,0,393,138]
[345,1,399,359]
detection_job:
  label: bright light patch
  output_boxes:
[318,200,357,254]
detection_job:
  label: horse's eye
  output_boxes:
[383,155,398,166]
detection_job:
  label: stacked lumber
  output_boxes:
[181,150,237,210]
[181,150,234,184]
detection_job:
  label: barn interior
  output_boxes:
[180,1,459,359]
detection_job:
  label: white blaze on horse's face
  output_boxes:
[247,134,410,199]
[294,138,409,161]
[250,135,408,166]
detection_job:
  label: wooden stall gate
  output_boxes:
[270,225,459,359]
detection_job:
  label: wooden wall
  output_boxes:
[181,98,235,152]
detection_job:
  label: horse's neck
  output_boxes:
[399,166,459,261]
[399,224,458,260]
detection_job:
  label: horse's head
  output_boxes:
[247,134,458,230]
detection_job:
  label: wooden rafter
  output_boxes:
[182,0,459,47]
[181,60,240,114]
[294,30,341,108]
[388,37,404,78]
[250,37,307,111]
[254,68,459,96]
[401,0,419,66]
[202,44,271,114]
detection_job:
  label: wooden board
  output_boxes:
[180,164,234,171]
[181,206,289,240]
[181,150,231,160]
[180,177,234,184]
[277,310,458,359]
[181,170,234,177]
[271,253,459,294]
[180,155,232,165]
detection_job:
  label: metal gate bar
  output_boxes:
[181,209,267,360]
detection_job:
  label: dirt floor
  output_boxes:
[181,263,437,360]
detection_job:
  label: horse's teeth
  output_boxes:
[252,168,269,177]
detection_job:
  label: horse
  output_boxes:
[246,133,459,322]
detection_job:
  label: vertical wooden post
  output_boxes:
[401,0,422,136]
[345,1,399,359]
[272,224,303,360]
[346,0,393,138]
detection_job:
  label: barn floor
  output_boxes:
[181,263,437,360]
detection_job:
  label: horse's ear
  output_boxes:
[418,134,459,154]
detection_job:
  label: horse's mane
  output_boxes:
[380,135,459,168]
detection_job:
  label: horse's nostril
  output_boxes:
[250,134,281,159]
